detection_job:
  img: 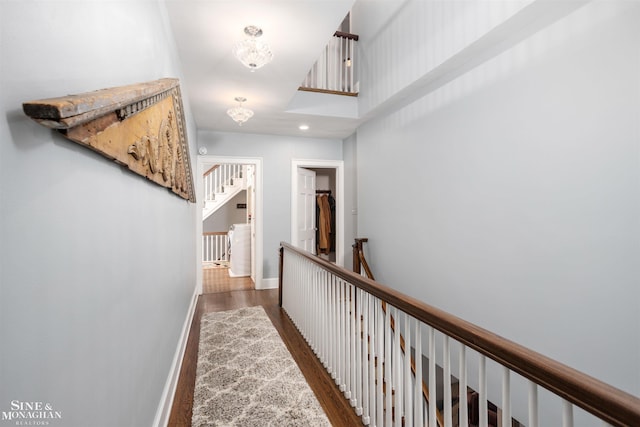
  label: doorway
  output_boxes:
[196,156,263,294]
[291,159,344,267]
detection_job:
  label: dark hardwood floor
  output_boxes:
[167,288,363,426]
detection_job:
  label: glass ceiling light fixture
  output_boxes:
[226,97,254,126]
[233,25,274,71]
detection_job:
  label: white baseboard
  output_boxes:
[153,287,199,427]
[257,277,279,290]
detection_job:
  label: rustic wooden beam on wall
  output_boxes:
[22,78,196,202]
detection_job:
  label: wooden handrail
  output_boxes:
[334,31,359,41]
[203,231,227,236]
[280,241,640,427]
[297,87,359,97]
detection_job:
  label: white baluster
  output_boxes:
[327,38,333,91]
[337,279,344,390]
[350,284,357,406]
[316,269,321,352]
[206,171,210,200]
[369,295,382,425]
[320,271,326,366]
[562,400,574,427]
[403,314,412,427]
[393,308,403,427]
[428,327,436,427]
[384,305,392,426]
[325,271,331,368]
[355,288,363,414]
[502,367,511,427]
[300,264,306,338]
[306,266,314,353]
[352,38,356,92]
[213,167,218,195]
[333,37,339,91]
[343,280,349,394]
[339,36,344,92]
[414,319,423,427]
[362,292,371,425]
[479,355,487,427]
[341,280,348,394]
[443,336,452,427]
[376,301,384,427]
[334,275,340,382]
[459,345,468,427]
[327,274,333,376]
[529,382,539,427]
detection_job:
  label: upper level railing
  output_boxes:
[299,31,359,96]
[279,241,640,427]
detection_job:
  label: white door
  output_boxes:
[296,167,316,254]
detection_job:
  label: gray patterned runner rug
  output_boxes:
[191,306,331,427]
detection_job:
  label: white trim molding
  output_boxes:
[291,159,345,267]
[153,287,199,427]
[196,156,264,293]
[258,278,279,290]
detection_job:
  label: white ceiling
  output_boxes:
[165,0,359,140]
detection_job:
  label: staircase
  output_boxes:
[279,241,640,427]
[202,164,247,220]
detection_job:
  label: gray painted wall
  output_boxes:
[355,0,639,403]
[197,131,343,278]
[343,133,358,272]
[203,191,248,232]
[0,2,197,426]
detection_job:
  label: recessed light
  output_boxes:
[299,124,309,131]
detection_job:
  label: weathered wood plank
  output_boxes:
[23,78,179,122]
[22,79,196,202]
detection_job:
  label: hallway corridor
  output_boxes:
[167,289,361,426]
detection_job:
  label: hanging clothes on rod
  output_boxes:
[316,190,335,255]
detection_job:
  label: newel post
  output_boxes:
[353,238,368,274]
[352,241,361,274]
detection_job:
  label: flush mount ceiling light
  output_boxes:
[233,25,274,71]
[226,97,254,126]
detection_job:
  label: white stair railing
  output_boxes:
[202,164,246,220]
[202,232,229,264]
[279,242,640,427]
[203,164,243,203]
[300,31,359,95]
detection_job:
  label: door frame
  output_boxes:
[291,159,344,267]
[196,156,264,293]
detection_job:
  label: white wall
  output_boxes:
[198,131,343,278]
[352,0,532,116]
[343,133,358,272]
[0,2,197,426]
[355,0,640,403]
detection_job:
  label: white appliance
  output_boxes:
[228,223,251,277]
